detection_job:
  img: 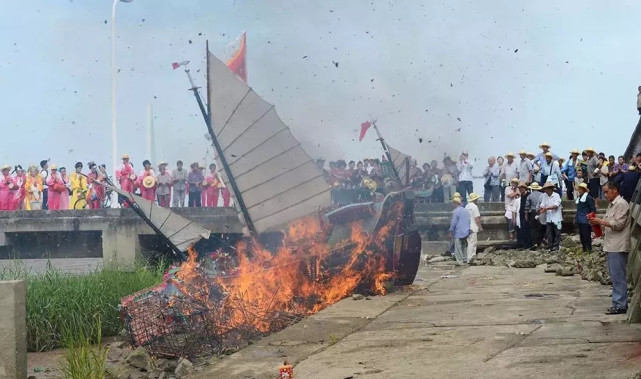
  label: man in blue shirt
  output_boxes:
[449,196,471,265]
[561,149,580,200]
[534,142,559,166]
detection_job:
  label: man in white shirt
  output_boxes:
[465,192,482,262]
[539,181,563,251]
[503,153,519,184]
[456,151,474,202]
[518,150,533,184]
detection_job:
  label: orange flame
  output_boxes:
[175,207,400,334]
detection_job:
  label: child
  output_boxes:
[573,169,585,200]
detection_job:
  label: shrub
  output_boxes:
[0,260,166,351]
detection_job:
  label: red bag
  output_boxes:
[587,212,603,238]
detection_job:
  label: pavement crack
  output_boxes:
[482,324,543,363]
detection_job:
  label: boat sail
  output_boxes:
[105,181,211,252]
[206,51,332,234]
[386,143,411,186]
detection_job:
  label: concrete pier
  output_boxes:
[0,280,26,379]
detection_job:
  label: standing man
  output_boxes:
[449,196,471,265]
[456,151,474,201]
[539,181,562,251]
[585,147,600,199]
[465,192,482,262]
[517,182,532,249]
[526,182,545,249]
[534,142,558,166]
[562,149,580,200]
[187,162,204,207]
[156,162,172,208]
[40,160,49,210]
[589,181,631,315]
[575,182,596,253]
[503,153,519,185]
[172,160,187,207]
[518,150,533,184]
[482,156,501,202]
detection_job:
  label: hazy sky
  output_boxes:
[1,1,640,174]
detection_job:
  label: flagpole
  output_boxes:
[371,121,401,183]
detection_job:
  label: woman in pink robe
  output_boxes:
[46,165,64,210]
[58,167,70,210]
[0,165,17,210]
[11,166,27,210]
[116,154,136,193]
[203,164,220,207]
[138,160,156,202]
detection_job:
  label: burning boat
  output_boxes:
[119,45,421,358]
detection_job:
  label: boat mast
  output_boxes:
[371,121,402,183]
[180,42,257,237]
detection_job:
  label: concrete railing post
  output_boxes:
[0,280,27,379]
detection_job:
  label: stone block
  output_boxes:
[0,280,26,379]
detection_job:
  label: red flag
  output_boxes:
[226,31,247,82]
[359,121,371,141]
[172,61,189,70]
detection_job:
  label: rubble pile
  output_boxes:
[472,234,612,285]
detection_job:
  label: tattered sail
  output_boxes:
[207,51,332,233]
[387,144,411,185]
[108,183,211,251]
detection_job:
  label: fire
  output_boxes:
[174,213,398,334]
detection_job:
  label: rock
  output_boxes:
[484,247,496,254]
[592,239,603,247]
[162,359,179,373]
[556,267,575,276]
[427,256,450,263]
[107,346,125,362]
[175,358,193,378]
[352,293,364,300]
[544,264,562,273]
[512,259,537,268]
[105,362,130,379]
[126,347,153,372]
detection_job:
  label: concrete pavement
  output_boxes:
[195,261,641,379]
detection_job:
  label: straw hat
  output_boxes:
[584,147,596,153]
[570,149,580,155]
[577,182,589,191]
[529,182,542,191]
[526,152,535,158]
[544,152,553,158]
[506,152,516,158]
[542,181,556,189]
[539,142,551,148]
[142,176,156,189]
[510,177,519,183]
[159,161,168,166]
[1,164,10,171]
[50,164,58,170]
[452,196,462,204]
[122,153,130,159]
[452,192,461,199]
[468,193,480,202]
[630,166,637,171]
[519,149,527,155]
[518,181,527,189]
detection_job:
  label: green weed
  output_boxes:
[0,259,167,352]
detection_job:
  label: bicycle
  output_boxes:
[73,189,89,210]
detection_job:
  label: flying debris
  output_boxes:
[332,60,339,67]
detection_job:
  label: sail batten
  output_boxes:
[106,184,211,251]
[207,51,332,233]
[387,144,412,185]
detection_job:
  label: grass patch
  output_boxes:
[0,260,166,352]
[60,315,108,379]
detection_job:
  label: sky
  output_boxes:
[1,0,640,175]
